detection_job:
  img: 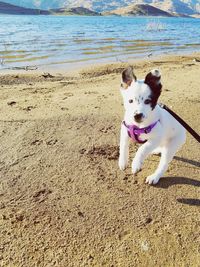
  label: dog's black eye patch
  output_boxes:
[144,99,151,105]
[129,99,133,103]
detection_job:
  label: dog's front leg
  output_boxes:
[146,134,186,185]
[119,124,129,170]
[145,150,169,185]
[132,139,159,174]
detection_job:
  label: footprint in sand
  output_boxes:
[63,93,74,100]
[31,140,43,145]
[46,139,58,146]
[23,106,36,112]
[99,126,113,133]
[61,107,69,111]
[84,91,98,95]
[80,145,119,161]
[7,101,17,106]
[60,81,76,86]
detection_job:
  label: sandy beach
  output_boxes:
[0,54,199,266]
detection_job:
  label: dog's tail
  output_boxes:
[159,103,200,143]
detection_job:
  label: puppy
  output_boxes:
[119,67,186,184]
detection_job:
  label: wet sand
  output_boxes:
[0,54,199,266]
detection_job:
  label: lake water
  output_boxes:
[0,15,200,70]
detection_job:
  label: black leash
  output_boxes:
[159,103,200,143]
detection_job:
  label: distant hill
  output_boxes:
[0,2,100,16]
[50,7,100,16]
[103,4,173,17]
[0,1,49,15]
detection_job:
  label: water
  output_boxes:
[0,15,200,70]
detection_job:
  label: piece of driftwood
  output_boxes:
[6,65,38,71]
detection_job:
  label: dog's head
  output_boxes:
[120,67,162,124]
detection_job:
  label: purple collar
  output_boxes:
[123,120,160,144]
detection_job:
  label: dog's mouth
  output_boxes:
[134,119,143,124]
[134,118,143,123]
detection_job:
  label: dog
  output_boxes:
[119,67,186,185]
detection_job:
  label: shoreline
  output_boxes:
[1,51,200,76]
[1,13,200,19]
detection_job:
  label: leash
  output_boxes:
[159,103,200,143]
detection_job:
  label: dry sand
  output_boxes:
[0,54,199,267]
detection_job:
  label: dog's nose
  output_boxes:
[134,113,143,122]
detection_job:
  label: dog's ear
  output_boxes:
[145,69,162,109]
[121,66,137,89]
[145,69,162,91]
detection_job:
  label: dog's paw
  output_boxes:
[146,174,160,185]
[132,157,142,174]
[151,147,162,155]
[118,156,128,171]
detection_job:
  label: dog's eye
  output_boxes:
[144,99,151,104]
[129,99,133,103]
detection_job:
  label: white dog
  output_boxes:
[119,67,186,185]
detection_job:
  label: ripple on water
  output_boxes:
[0,16,200,69]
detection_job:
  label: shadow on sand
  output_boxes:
[174,156,200,168]
[157,176,200,206]
[158,176,200,189]
[176,198,200,206]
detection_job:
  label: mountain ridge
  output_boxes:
[0,1,100,15]
[1,0,200,15]
[0,1,49,14]
[0,0,200,16]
